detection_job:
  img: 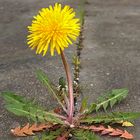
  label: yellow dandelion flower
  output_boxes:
[27,3,80,56]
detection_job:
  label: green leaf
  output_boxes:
[45,112,64,124]
[103,102,108,111]
[5,104,30,116]
[85,103,96,114]
[76,0,85,26]
[80,112,140,124]
[36,69,56,92]
[73,129,99,140]
[95,88,128,111]
[110,99,117,108]
[59,77,66,90]
[1,92,64,124]
[1,91,26,104]
[36,69,67,113]
[80,97,88,113]
[40,129,62,140]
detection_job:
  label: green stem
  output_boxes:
[60,50,74,124]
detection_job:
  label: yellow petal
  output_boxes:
[27,3,80,56]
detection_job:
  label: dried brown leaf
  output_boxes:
[11,123,53,137]
[11,127,27,137]
[79,125,134,139]
[90,125,105,132]
[109,129,123,136]
[120,130,134,139]
[54,107,62,114]
[101,126,114,135]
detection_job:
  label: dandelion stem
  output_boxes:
[60,50,74,124]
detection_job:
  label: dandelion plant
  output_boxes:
[1,3,140,140]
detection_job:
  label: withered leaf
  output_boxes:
[11,123,53,137]
[101,126,114,135]
[117,121,134,127]
[11,127,27,137]
[54,107,62,114]
[122,121,134,127]
[79,124,133,140]
[109,130,123,136]
[90,125,105,132]
[120,130,134,139]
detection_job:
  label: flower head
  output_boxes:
[27,3,80,56]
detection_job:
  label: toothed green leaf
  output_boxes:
[5,104,30,116]
[103,102,108,111]
[80,97,88,113]
[73,129,99,140]
[36,69,57,93]
[1,91,26,104]
[34,130,62,140]
[80,112,140,124]
[95,88,128,111]
[36,69,66,111]
[85,103,96,114]
[110,99,117,108]
[1,92,63,124]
